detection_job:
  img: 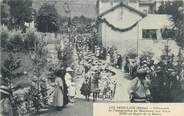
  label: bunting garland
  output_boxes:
[84,17,141,33]
[96,18,139,32]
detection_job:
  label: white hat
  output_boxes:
[71,82,75,86]
[66,67,73,72]
[23,71,28,75]
[32,76,37,81]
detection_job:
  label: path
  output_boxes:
[36,99,93,116]
[74,66,132,102]
[108,66,132,102]
[74,65,132,102]
[37,67,132,116]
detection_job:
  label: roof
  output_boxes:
[98,2,146,17]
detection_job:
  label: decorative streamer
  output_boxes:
[82,17,141,33]
[95,18,139,32]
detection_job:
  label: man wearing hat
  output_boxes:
[0,85,13,116]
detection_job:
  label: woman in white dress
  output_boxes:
[64,67,73,102]
[65,67,73,87]
[53,76,64,110]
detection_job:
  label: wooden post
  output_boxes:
[137,21,139,57]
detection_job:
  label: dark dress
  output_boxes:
[80,82,91,96]
[117,55,122,69]
[54,69,69,106]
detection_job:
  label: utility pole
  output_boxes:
[137,21,139,58]
[64,1,71,42]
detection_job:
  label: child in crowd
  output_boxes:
[68,82,77,103]
[80,78,91,101]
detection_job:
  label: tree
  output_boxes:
[24,30,39,51]
[1,0,34,30]
[158,1,184,48]
[1,53,22,89]
[35,3,60,33]
[1,1,10,26]
[30,35,48,111]
[0,53,23,115]
[56,39,74,68]
[0,26,10,49]
[8,30,24,52]
[30,35,48,77]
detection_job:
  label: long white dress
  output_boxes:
[65,73,72,87]
[68,86,76,97]
[53,77,64,107]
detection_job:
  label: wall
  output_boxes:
[100,2,142,56]
[99,2,179,60]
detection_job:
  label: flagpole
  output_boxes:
[137,21,139,58]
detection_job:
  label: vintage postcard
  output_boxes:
[0,0,184,116]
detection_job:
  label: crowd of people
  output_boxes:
[45,67,77,110]
[125,53,184,102]
[79,50,118,101]
[1,42,184,115]
[0,66,77,116]
[80,67,117,101]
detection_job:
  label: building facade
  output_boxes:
[98,0,179,61]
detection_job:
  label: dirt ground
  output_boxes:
[35,98,93,116]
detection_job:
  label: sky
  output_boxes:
[1,0,183,18]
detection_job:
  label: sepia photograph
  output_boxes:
[0,0,184,116]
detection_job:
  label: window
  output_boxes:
[142,29,157,40]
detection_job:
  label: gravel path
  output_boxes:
[108,66,132,102]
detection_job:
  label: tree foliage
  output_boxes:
[1,1,10,26]
[0,26,10,49]
[35,3,60,33]
[30,35,48,77]
[1,0,34,29]
[158,1,184,48]
[0,26,42,52]
[29,35,48,112]
[9,30,24,52]
[1,53,22,87]
[24,30,39,51]
[56,39,74,68]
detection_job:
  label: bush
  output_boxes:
[1,26,41,52]
[24,30,39,51]
[8,30,24,52]
[0,26,10,49]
